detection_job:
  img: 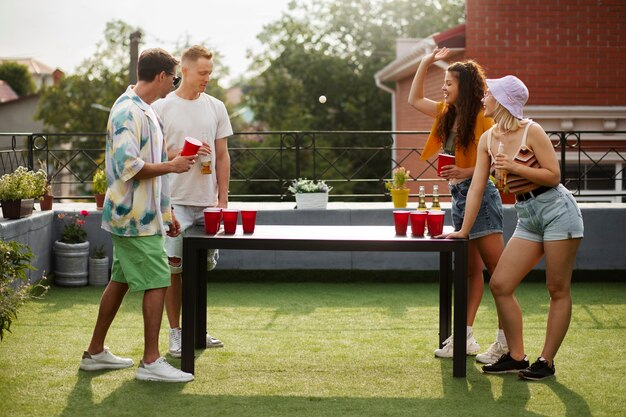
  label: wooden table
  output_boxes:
[182,225,468,377]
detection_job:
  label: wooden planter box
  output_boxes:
[1,199,35,219]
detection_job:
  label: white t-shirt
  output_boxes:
[153,92,233,206]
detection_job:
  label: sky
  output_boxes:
[0,0,294,87]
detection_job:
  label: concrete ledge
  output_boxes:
[1,201,624,282]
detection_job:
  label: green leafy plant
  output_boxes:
[385,167,410,191]
[91,244,106,259]
[92,169,107,195]
[0,240,47,341]
[288,178,332,194]
[58,210,90,244]
[0,166,48,200]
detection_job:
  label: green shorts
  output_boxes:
[111,234,171,292]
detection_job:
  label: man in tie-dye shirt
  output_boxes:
[80,48,197,383]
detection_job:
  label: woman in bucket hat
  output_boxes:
[445,75,584,380]
[409,47,507,363]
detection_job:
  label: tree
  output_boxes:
[247,0,465,131]
[237,0,464,198]
[0,61,36,96]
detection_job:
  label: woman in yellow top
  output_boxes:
[409,47,505,363]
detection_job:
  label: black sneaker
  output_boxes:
[482,353,529,374]
[518,357,555,380]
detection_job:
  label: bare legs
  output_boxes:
[87,281,129,355]
[165,266,182,329]
[489,237,581,364]
[87,281,167,364]
[469,233,505,325]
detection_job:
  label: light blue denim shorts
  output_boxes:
[450,178,503,240]
[513,184,584,242]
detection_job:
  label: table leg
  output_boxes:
[181,243,198,374]
[452,241,468,378]
[195,250,208,349]
[439,252,452,347]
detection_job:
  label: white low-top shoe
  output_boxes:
[136,357,194,382]
[80,347,134,371]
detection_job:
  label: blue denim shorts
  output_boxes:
[450,178,503,240]
[513,184,584,242]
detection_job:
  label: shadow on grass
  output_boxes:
[58,363,592,417]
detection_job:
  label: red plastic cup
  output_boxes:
[222,209,239,235]
[241,210,257,234]
[393,210,410,235]
[203,208,222,234]
[410,211,428,237]
[438,153,456,176]
[181,136,202,156]
[427,210,445,237]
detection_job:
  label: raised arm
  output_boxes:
[408,47,451,118]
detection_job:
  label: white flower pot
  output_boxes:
[295,192,329,210]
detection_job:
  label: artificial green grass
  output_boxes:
[1,281,625,417]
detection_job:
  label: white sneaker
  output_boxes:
[136,357,194,382]
[476,341,508,364]
[169,328,182,358]
[80,347,134,371]
[206,334,224,348]
[434,335,481,358]
[169,328,224,358]
[207,249,219,271]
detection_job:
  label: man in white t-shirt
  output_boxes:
[153,45,233,357]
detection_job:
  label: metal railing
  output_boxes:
[1,131,625,202]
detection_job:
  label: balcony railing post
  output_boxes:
[27,134,35,171]
[560,132,567,185]
[295,132,301,179]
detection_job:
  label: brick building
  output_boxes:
[375,0,626,202]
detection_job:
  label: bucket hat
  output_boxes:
[485,75,528,119]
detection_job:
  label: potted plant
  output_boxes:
[385,167,411,208]
[0,166,47,219]
[54,210,91,287]
[0,240,47,341]
[37,159,55,211]
[88,244,109,286]
[92,169,107,210]
[288,178,332,210]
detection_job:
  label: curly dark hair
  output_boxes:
[435,60,486,154]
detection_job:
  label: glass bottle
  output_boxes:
[430,185,441,210]
[494,141,507,190]
[417,185,428,211]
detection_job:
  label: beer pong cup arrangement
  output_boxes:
[181,136,202,156]
[203,208,222,234]
[221,209,239,235]
[427,210,445,236]
[393,210,410,235]
[241,210,257,234]
[437,153,455,176]
[409,211,428,237]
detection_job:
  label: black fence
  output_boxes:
[1,131,625,202]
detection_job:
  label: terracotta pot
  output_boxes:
[94,194,105,210]
[1,199,34,219]
[39,193,54,211]
[390,189,410,208]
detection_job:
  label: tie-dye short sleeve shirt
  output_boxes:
[101,86,172,236]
